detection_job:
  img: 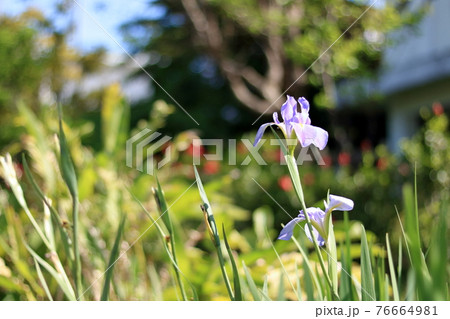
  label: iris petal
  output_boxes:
[326,195,354,212]
[277,217,303,240]
[298,97,310,113]
[304,226,325,246]
[281,95,297,122]
[253,123,273,146]
[293,124,328,150]
[273,112,280,124]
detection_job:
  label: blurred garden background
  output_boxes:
[0,0,448,301]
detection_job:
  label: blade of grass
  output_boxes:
[405,269,415,301]
[242,261,262,301]
[194,166,234,300]
[327,222,339,299]
[295,261,303,300]
[291,236,322,300]
[267,230,299,300]
[397,238,403,294]
[25,244,76,301]
[374,257,386,300]
[402,183,432,299]
[343,211,353,284]
[339,245,353,301]
[42,198,55,251]
[22,156,73,262]
[33,257,53,301]
[57,105,82,299]
[222,224,242,301]
[148,262,163,300]
[428,199,448,300]
[128,187,198,300]
[277,271,286,301]
[152,176,187,301]
[101,213,126,301]
[0,155,51,249]
[385,233,399,301]
[384,274,390,301]
[360,226,376,301]
[262,275,269,297]
[284,153,334,296]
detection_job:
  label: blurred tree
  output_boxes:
[0,10,49,146]
[0,10,46,109]
[124,0,418,121]
[0,8,106,149]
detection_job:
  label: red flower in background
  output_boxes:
[360,139,372,152]
[377,157,388,171]
[237,141,247,155]
[278,175,293,191]
[203,161,220,175]
[185,143,205,157]
[432,102,444,116]
[322,155,332,167]
[338,152,351,167]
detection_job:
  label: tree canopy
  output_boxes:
[124,0,414,118]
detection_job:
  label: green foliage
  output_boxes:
[360,226,376,301]
[101,213,126,301]
[0,12,46,113]
[0,98,448,301]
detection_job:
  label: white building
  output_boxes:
[337,0,450,152]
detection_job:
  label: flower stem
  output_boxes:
[169,235,188,301]
[72,199,82,300]
[201,205,234,300]
[211,217,235,300]
[216,241,235,300]
[284,154,336,297]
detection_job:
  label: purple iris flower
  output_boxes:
[254,96,329,150]
[277,195,354,246]
[277,207,327,245]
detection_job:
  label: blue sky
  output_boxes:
[1,0,159,53]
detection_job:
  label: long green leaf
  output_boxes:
[194,166,234,300]
[339,245,353,301]
[277,271,286,301]
[222,224,242,301]
[22,156,72,262]
[327,222,338,299]
[397,238,402,292]
[284,154,332,295]
[385,233,399,301]
[58,105,81,298]
[428,199,448,300]
[402,184,431,299]
[268,231,299,300]
[374,257,386,300]
[294,261,302,300]
[262,275,269,297]
[154,174,174,235]
[292,236,322,300]
[25,245,76,301]
[360,226,376,301]
[129,188,198,300]
[242,261,262,301]
[33,257,53,301]
[153,176,187,301]
[57,105,78,202]
[101,214,126,301]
